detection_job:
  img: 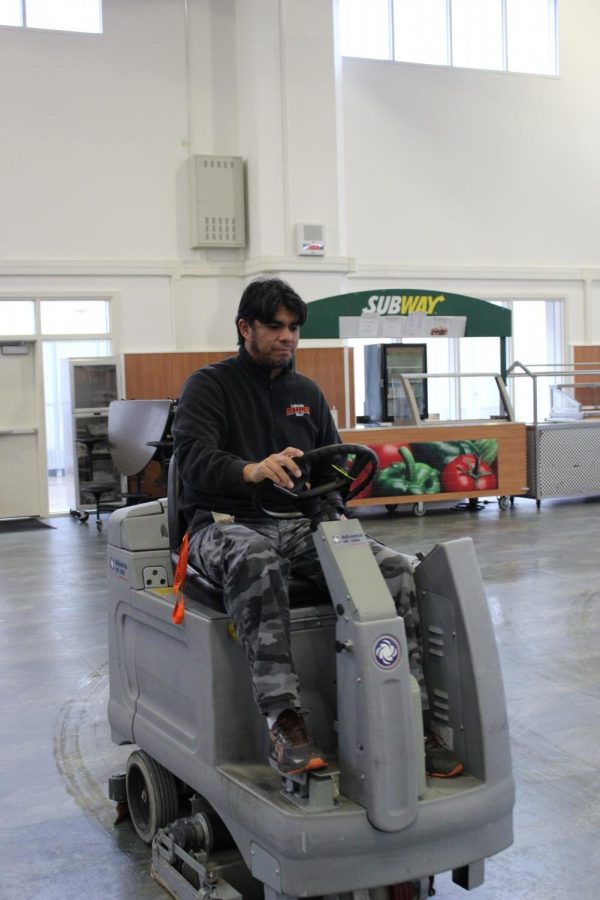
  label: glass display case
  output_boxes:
[388,370,514,426]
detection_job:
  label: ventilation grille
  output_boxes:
[432,688,450,723]
[203,215,238,245]
[188,155,246,249]
[426,623,445,658]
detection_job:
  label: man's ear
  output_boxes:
[237,318,250,339]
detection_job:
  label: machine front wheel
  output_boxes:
[125,750,179,844]
[320,881,430,900]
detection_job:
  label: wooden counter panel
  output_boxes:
[340,422,528,506]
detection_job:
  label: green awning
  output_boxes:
[302,289,511,339]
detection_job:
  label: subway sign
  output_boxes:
[301,289,511,339]
[362,294,446,316]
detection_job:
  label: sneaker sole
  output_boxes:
[427,762,464,778]
[272,756,328,776]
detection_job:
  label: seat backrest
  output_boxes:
[108,399,173,476]
[167,451,228,611]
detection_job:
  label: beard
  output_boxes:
[248,333,294,370]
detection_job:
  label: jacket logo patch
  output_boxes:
[286,403,310,417]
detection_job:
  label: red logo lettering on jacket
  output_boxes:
[286,403,310,417]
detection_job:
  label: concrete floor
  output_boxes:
[1,496,599,899]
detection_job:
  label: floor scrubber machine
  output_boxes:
[106,444,514,899]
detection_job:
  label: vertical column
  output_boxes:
[235,0,342,263]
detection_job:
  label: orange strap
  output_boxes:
[171,530,189,624]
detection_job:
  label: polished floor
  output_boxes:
[1,496,599,899]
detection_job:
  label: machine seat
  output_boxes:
[180,564,329,613]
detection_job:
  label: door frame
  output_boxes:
[0,338,46,517]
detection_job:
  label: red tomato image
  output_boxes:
[441,454,497,492]
[373,443,407,469]
[353,459,375,498]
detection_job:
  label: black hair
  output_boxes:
[235,278,307,345]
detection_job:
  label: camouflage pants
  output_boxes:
[188,517,425,715]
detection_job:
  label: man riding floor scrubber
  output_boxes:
[106,443,514,899]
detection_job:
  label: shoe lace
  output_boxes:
[278,710,309,746]
[424,729,445,751]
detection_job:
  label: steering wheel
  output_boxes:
[253,443,378,518]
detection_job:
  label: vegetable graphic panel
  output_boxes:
[353,439,498,498]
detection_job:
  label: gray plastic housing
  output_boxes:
[107,501,514,897]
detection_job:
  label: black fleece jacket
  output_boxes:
[172,346,340,527]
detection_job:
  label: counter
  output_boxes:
[340,421,528,514]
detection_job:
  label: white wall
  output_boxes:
[0,0,192,260]
[341,0,600,268]
[0,0,599,356]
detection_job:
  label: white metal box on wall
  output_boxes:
[295,223,325,256]
[187,154,246,249]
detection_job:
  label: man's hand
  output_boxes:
[242,447,304,489]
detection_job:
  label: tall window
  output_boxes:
[0,0,102,33]
[340,0,558,76]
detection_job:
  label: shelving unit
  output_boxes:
[68,358,124,524]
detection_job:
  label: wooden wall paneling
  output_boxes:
[123,351,233,400]
[124,349,354,428]
[573,346,600,407]
[123,347,355,496]
[123,353,173,399]
[123,352,233,498]
[295,348,354,428]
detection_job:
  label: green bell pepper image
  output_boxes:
[371,446,441,497]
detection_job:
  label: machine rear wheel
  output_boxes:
[125,750,179,844]
[320,892,388,899]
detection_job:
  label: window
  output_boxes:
[40,299,110,335]
[507,298,563,422]
[340,0,392,61]
[350,298,562,424]
[393,0,448,66]
[0,299,35,335]
[340,0,558,76]
[0,0,102,34]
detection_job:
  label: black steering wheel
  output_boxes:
[253,443,378,518]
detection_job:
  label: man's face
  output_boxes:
[238,304,300,372]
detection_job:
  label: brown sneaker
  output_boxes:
[269,709,328,775]
[425,729,464,778]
